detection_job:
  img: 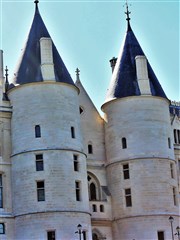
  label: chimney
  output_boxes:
[40,37,56,81]
[109,57,117,73]
[135,55,151,95]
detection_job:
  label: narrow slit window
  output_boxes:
[174,129,177,143]
[123,164,130,179]
[36,154,44,171]
[92,204,97,212]
[0,175,3,208]
[122,137,127,149]
[178,130,180,144]
[173,187,177,206]
[88,144,93,154]
[168,138,171,149]
[125,188,132,207]
[35,125,41,138]
[37,181,45,201]
[75,181,81,201]
[170,163,174,179]
[73,155,79,172]
[100,204,104,212]
[71,127,75,139]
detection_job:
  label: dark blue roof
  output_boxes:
[13,6,74,86]
[105,24,167,102]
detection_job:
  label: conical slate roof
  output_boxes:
[105,23,167,103]
[13,4,74,86]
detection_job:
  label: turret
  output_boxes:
[7,2,91,239]
[102,4,179,240]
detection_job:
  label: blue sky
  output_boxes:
[0,0,179,113]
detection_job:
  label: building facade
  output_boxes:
[0,2,179,240]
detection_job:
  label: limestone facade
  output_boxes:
[0,3,179,240]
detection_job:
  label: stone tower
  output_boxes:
[0,2,179,240]
[7,2,91,240]
[101,6,179,240]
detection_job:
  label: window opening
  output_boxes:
[123,164,130,179]
[0,175,3,208]
[92,233,99,240]
[125,188,132,207]
[88,144,93,154]
[35,125,41,138]
[36,154,44,171]
[92,204,97,212]
[90,183,97,200]
[178,130,180,144]
[157,231,164,240]
[168,138,171,149]
[122,137,127,149]
[79,106,84,114]
[74,155,79,172]
[100,204,104,212]
[37,181,45,201]
[75,181,81,201]
[173,187,177,206]
[71,127,75,139]
[174,129,177,143]
[47,231,55,240]
[170,163,174,179]
[0,223,5,234]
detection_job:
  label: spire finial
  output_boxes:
[75,68,80,81]
[5,66,8,81]
[3,66,9,101]
[124,0,131,30]
[34,0,39,9]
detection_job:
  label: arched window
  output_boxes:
[35,125,41,138]
[87,173,101,201]
[92,233,98,240]
[122,137,127,149]
[92,229,104,240]
[90,183,97,200]
[100,204,104,212]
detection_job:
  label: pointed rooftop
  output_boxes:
[104,4,167,103]
[13,1,74,86]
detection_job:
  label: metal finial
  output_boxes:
[5,66,8,80]
[3,66,9,100]
[75,68,80,81]
[124,0,131,29]
[34,0,39,8]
